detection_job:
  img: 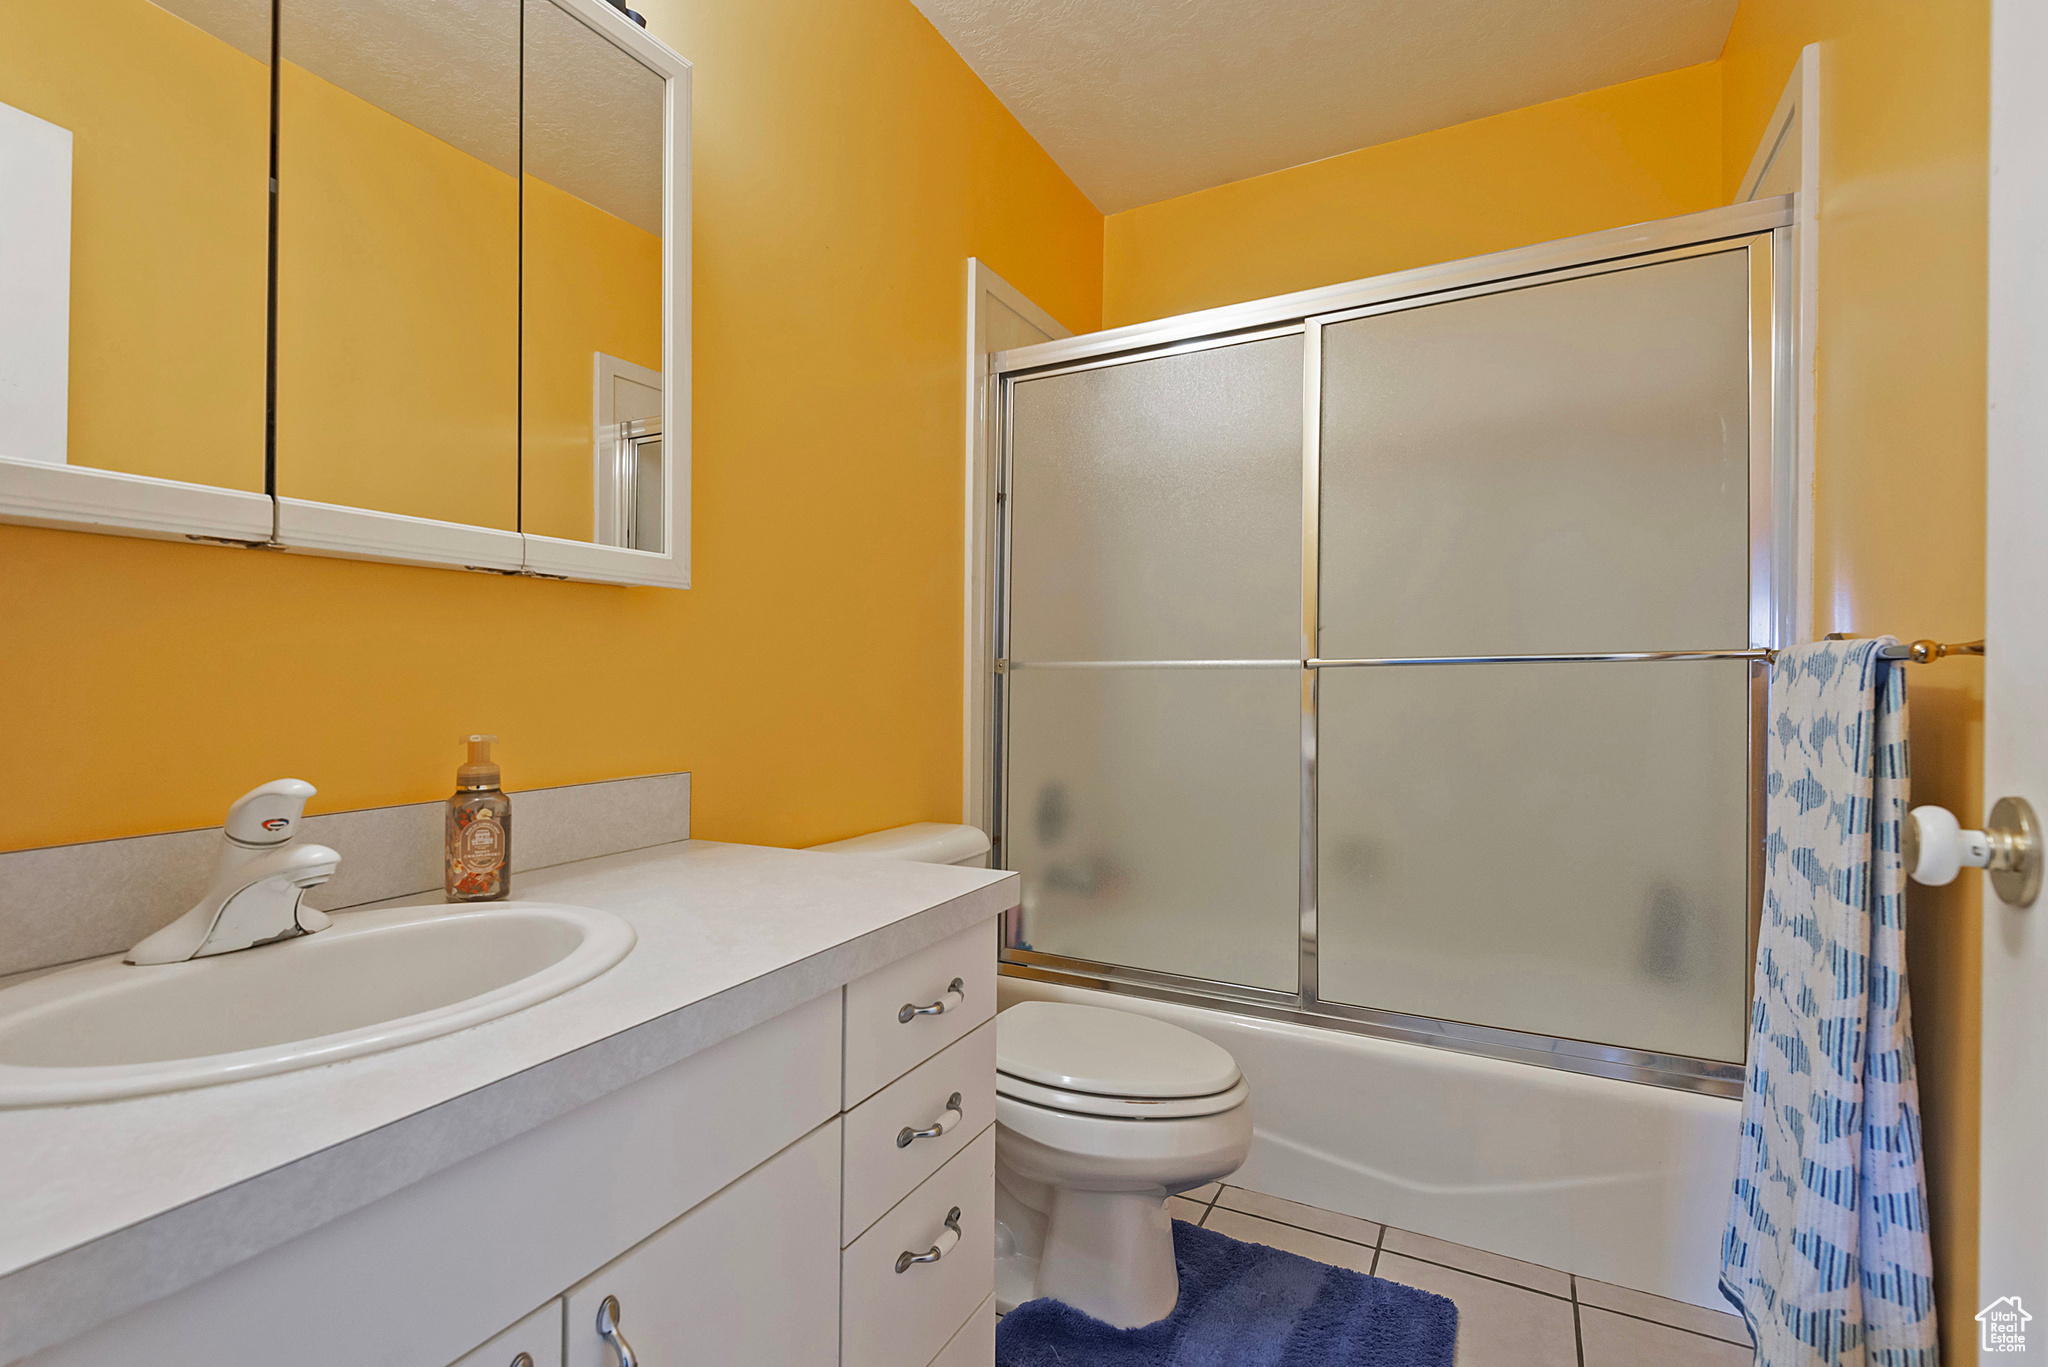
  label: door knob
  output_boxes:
[1904,798,2040,907]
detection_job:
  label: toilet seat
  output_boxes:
[996,1070,1251,1119]
[996,1001,1241,1100]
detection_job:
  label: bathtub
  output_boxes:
[996,974,1742,1310]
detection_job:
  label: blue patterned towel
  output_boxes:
[996,1219,1457,1366]
[1721,639,1937,1365]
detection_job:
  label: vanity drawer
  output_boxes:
[845,918,997,1105]
[843,1017,996,1244]
[842,1126,996,1367]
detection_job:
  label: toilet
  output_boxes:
[993,1001,1253,1328]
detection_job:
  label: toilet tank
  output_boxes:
[806,822,992,867]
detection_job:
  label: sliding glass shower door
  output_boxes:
[1314,249,1761,1064]
[1002,335,1304,991]
[993,203,1787,1090]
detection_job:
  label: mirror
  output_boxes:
[520,0,667,551]
[0,0,269,493]
[274,0,522,530]
[0,0,684,583]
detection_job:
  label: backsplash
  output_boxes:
[0,773,690,979]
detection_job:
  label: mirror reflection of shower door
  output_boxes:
[630,432,662,550]
[1001,334,1304,991]
[594,352,660,549]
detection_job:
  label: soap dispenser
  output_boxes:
[446,735,511,902]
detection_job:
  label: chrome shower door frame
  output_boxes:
[989,198,1795,1098]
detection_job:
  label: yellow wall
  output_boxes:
[1102,62,1724,327]
[521,175,664,544]
[0,0,1101,851]
[1718,3,1989,1359]
[0,0,268,491]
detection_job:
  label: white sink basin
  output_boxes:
[0,902,635,1107]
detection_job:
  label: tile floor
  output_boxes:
[1162,1184,1755,1367]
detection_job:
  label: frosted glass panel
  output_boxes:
[1008,336,1303,661]
[1320,251,1753,658]
[1317,661,1752,1060]
[1007,667,1300,990]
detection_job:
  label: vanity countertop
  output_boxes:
[0,839,1017,1360]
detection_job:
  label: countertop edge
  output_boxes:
[0,870,1016,1360]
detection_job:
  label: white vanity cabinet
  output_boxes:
[25,915,1001,1367]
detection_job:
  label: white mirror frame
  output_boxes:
[0,0,690,590]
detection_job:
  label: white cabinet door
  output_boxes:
[450,1299,561,1367]
[563,1120,841,1367]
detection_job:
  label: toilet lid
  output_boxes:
[995,1001,1242,1100]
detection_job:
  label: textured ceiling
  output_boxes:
[150,0,663,234]
[910,0,1739,212]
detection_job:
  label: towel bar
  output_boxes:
[1826,634,1985,663]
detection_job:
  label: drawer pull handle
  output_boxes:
[896,1206,963,1273]
[597,1293,639,1367]
[898,1093,965,1148]
[900,978,965,1024]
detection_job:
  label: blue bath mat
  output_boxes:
[996,1219,1458,1366]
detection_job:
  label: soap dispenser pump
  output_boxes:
[446,735,511,902]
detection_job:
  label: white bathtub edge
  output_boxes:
[995,974,1741,1310]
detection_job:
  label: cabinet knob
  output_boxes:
[510,1356,533,1367]
[597,1293,640,1367]
[900,978,965,1024]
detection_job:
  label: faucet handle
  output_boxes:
[224,779,318,847]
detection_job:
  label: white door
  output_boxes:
[1982,0,2048,1348]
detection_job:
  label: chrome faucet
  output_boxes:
[127,779,342,965]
